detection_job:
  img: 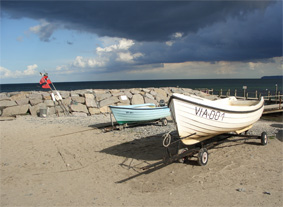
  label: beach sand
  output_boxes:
[1,115,282,206]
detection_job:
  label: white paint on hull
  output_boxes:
[169,94,264,145]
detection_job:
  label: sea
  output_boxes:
[0,78,282,97]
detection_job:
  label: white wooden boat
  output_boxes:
[109,103,171,125]
[168,93,264,145]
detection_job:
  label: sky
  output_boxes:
[0,0,282,84]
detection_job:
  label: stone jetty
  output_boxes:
[0,87,218,117]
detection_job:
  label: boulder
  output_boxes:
[150,90,157,96]
[85,94,97,108]
[130,89,141,94]
[70,103,89,113]
[29,98,43,106]
[42,93,52,100]
[62,97,72,106]
[44,100,55,107]
[144,97,158,105]
[29,103,46,117]
[123,90,133,99]
[2,104,30,117]
[100,106,110,113]
[95,92,112,102]
[71,96,85,104]
[28,93,42,100]
[117,99,131,106]
[89,108,101,115]
[0,93,10,101]
[59,91,70,99]
[0,100,17,109]
[131,94,144,105]
[16,98,29,105]
[145,93,155,100]
[154,88,168,98]
[99,96,119,107]
[10,93,27,101]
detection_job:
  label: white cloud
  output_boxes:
[69,38,143,71]
[173,32,183,38]
[24,64,38,75]
[0,64,38,78]
[166,32,184,46]
[166,41,173,46]
[72,56,106,69]
[96,38,134,53]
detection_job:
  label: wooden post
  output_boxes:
[219,89,222,97]
[235,89,237,97]
[255,90,258,99]
[243,86,247,100]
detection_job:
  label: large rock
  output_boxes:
[131,94,144,105]
[95,92,112,102]
[85,94,97,108]
[62,97,72,106]
[123,90,133,99]
[2,104,30,117]
[0,94,10,101]
[28,93,42,99]
[145,93,155,100]
[100,106,110,113]
[29,103,46,116]
[29,98,43,106]
[10,93,28,101]
[130,89,141,94]
[88,108,101,115]
[99,96,119,107]
[70,103,89,113]
[15,98,29,105]
[71,96,85,104]
[44,100,55,107]
[42,93,52,100]
[154,88,168,98]
[144,97,158,105]
[0,100,17,109]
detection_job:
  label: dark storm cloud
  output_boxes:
[1,0,276,41]
[2,0,282,63]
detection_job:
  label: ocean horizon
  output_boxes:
[0,78,282,96]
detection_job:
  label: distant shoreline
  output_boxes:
[261,75,283,80]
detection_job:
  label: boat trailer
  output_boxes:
[141,131,268,170]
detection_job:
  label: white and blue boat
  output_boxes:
[109,103,171,125]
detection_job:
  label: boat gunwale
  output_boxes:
[109,105,170,111]
[168,94,264,114]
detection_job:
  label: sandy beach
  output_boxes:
[1,115,282,206]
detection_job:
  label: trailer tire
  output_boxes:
[198,148,208,166]
[161,118,168,126]
[260,132,268,146]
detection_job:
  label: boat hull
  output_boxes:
[109,103,171,125]
[168,94,264,145]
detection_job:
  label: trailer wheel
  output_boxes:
[260,132,268,146]
[161,118,168,126]
[198,148,208,166]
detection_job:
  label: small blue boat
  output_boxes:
[109,103,171,125]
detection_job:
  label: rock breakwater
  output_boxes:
[0,87,218,117]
